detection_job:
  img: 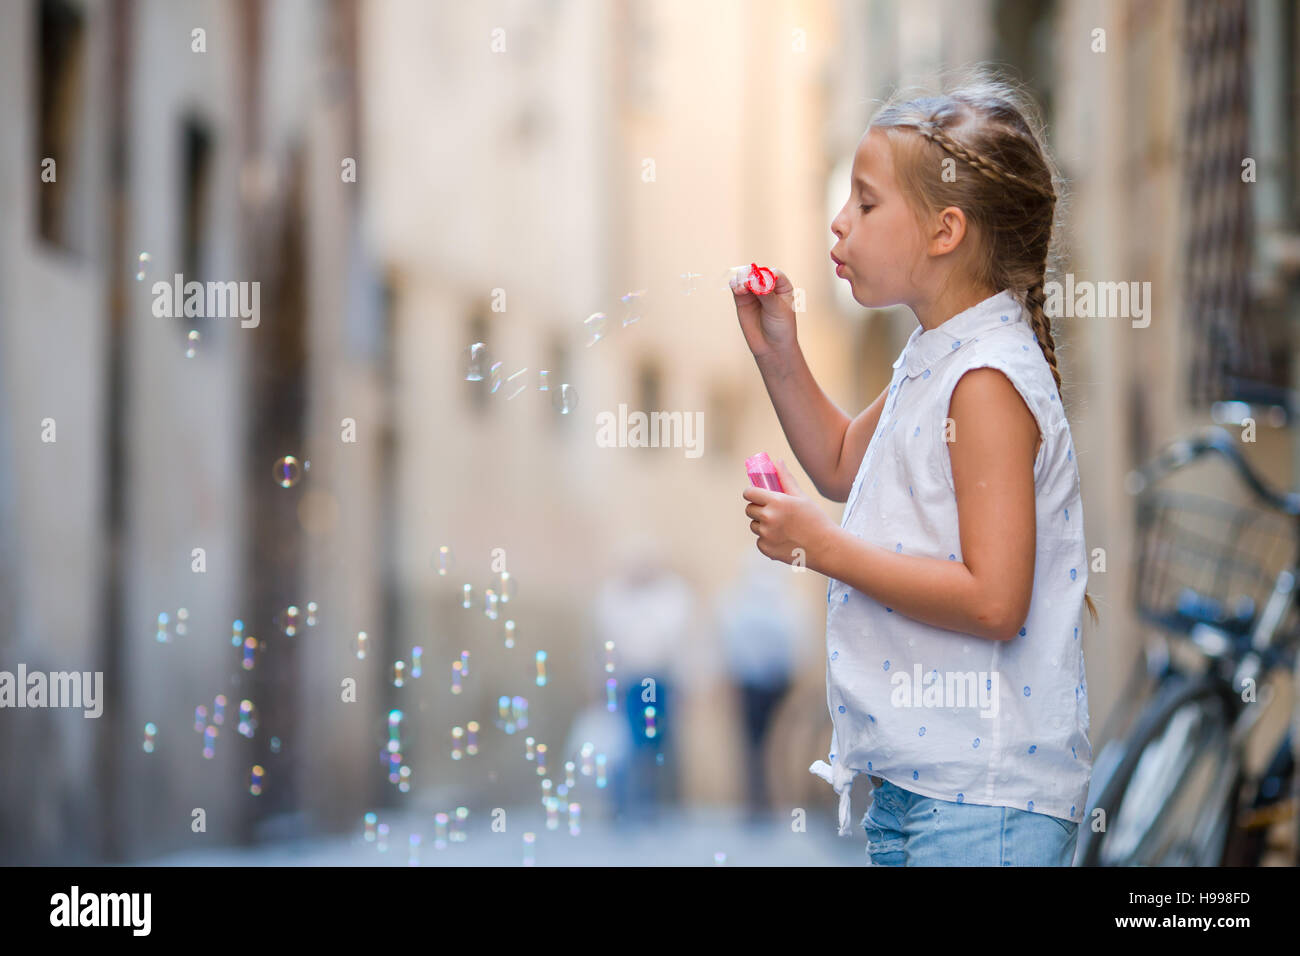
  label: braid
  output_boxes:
[917,121,1057,202]
[1024,278,1063,396]
[914,116,1064,397]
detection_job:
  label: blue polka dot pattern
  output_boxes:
[956,793,964,803]
[1070,805,1076,816]
[821,289,1089,828]
[838,705,846,713]
[1069,568,1076,581]
[951,341,961,349]
[1027,800,1035,811]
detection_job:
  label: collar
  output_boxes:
[893,290,1025,379]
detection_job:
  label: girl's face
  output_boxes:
[830,127,929,309]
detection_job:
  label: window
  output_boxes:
[180,116,214,283]
[1183,0,1293,407]
[637,357,662,416]
[35,0,85,250]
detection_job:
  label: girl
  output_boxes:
[733,72,1100,866]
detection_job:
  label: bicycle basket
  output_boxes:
[1134,488,1298,639]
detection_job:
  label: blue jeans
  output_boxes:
[862,776,1078,866]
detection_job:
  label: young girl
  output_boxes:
[733,73,1100,866]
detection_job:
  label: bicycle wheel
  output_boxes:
[1079,675,1241,866]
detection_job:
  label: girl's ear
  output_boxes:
[929,205,971,256]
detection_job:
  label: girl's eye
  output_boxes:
[860,204,874,214]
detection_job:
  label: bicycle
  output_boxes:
[1075,425,1300,866]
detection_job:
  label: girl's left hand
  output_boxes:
[743,459,836,568]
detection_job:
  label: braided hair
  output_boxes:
[870,70,1097,625]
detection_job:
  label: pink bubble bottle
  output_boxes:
[745,452,785,492]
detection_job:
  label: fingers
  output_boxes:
[766,266,794,296]
[745,503,762,520]
[742,485,774,505]
[774,458,802,495]
[750,519,760,535]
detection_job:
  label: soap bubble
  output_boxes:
[273,456,302,489]
[185,329,199,358]
[619,290,646,326]
[551,383,578,415]
[143,722,157,753]
[498,571,516,603]
[249,765,265,796]
[537,370,551,392]
[134,252,152,282]
[464,343,490,381]
[583,312,608,347]
[356,631,368,660]
[679,271,703,295]
[487,361,504,393]
[435,545,454,576]
[504,367,530,400]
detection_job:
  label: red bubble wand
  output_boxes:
[745,263,777,296]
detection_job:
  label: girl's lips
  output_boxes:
[836,263,847,277]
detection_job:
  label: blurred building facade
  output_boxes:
[1,0,1296,862]
[0,0,388,863]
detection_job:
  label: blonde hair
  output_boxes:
[869,67,1098,627]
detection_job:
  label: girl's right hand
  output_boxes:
[730,265,798,359]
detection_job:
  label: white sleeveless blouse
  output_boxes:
[809,290,1092,836]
